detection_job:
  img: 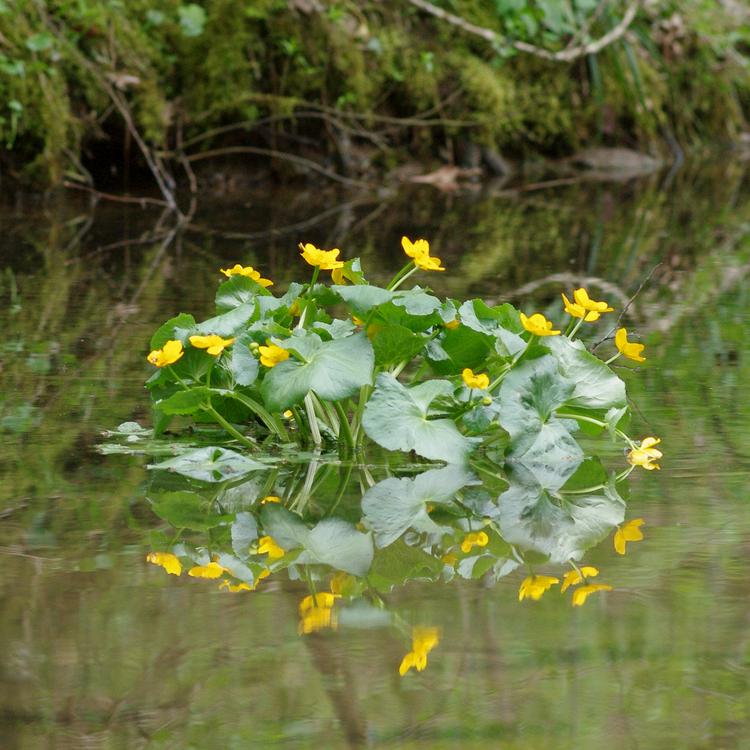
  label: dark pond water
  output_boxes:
[2,158,750,749]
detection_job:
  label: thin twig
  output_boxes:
[591,262,661,351]
[406,0,639,62]
[62,181,170,208]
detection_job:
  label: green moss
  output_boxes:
[1,0,749,186]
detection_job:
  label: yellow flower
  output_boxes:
[518,574,559,601]
[572,583,613,607]
[560,566,599,593]
[573,288,613,313]
[188,561,227,579]
[614,518,645,555]
[519,312,561,337]
[331,266,345,285]
[444,318,460,329]
[146,551,182,576]
[441,552,458,567]
[352,315,364,326]
[299,592,338,614]
[462,368,490,390]
[399,626,439,676]
[258,343,289,368]
[189,334,236,356]
[260,495,281,504]
[219,264,273,287]
[219,580,253,592]
[561,293,600,322]
[627,437,662,471]
[401,236,445,272]
[258,535,285,559]
[460,530,489,554]
[283,409,293,419]
[615,328,646,362]
[147,339,184,367]
[299,605,337,635]
[299,242,344,270]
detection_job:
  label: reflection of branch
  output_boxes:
[186,146,371,188]
[500,273,630,307]
[406,0,639,62]
[62,181,171,209]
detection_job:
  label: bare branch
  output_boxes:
[406,0,640,62]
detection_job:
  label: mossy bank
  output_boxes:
[2,0,749,189]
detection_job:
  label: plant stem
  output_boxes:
[389,264,418,292]
[203,404,257,449]
[604,352,621,365]
[333,401,355,452]
[386,261,415,290]
[304,393,322,446]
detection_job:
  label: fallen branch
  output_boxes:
[406,0,639,62]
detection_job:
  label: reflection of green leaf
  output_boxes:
[261,505,373,575]
[493,475,624,563]
[545,337,626,410]
[261,332,374,411]
[363,373,479,462]
[148,447,266,482]
[231,512,258,560]
[150,491,233,530]
[368,539,443,591]
[361,465,472,546]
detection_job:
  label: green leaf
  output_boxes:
[361,465,472,546]
[363,373,479,462]
[224,333,259,387]
[393,288,442,316]
[151,313,196,349]
[156,387,209,415]
[185,302,256,338]
[332,284,393,313]
[148,447,267,482]
[494,476,624,563]
[216,276,270,312]
[458,299,525,357]
[427,328,491,373]
[150,491,233,530]
[260,332,374,411]
[25,33,53,52]
[545,337,626,410]
[178,3,207,37]
[371,324,425,366]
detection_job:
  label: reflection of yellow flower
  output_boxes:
[220,264,273,287]
[261,495,281,504]
[189,334,236,356]
[258,535,285,559]
[615,328,646,362]
[572,583,613,606]
[614,518,645,555]
[399,626,440,676]
[258,343,289,368]
[518,575,559,601]
[299,592,338,613]
[628,437,662,471]
[299,242,344,270]
[560,566,599,593]
[519,313,561,337]
[460,531,489,554]
[573,288,613,313]
[219,580,252,592]
[462,368,490,390]
[401,236,445,272]
[147,339,184,367]
[562,293,600,322]
[298,591,339,634]
[299,605,337,634]
[188,561,227,579]
[146,551,182,576]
